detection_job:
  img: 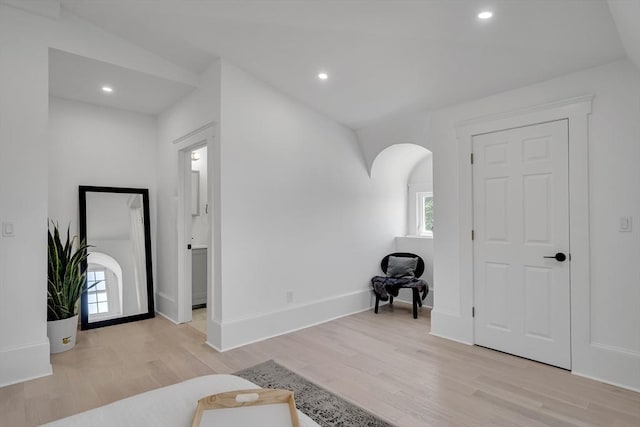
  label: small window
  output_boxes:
[417,192,433,236]
[87,270,109,315]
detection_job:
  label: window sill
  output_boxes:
[401,234,434,240]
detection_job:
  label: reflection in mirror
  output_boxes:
[79,187,154,330]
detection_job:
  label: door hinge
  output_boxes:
[471,230,475,240]
[470,153,474,165]
[472,307,475,318]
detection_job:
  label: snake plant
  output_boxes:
[47,221,92,321]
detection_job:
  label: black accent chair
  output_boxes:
[373,252,428,319]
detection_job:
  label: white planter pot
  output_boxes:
[47,315,79,353]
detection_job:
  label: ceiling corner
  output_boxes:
[1,0,61,20]
[607,0,640,70]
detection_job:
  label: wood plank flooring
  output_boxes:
[1,303,639,426]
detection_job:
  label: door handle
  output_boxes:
[543,252,566,262]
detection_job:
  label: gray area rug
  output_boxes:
[235,360,395,427]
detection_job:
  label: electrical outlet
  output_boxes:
[619,216,632,232]
[2,222,15,237]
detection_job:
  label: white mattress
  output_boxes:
[41,374,319,427]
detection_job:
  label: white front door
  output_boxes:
[473,119,571,369]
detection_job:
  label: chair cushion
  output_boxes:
[386,256,418,278]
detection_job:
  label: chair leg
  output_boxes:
[389,296,393,305]
[412,288,419,319]
[374,294,380,313]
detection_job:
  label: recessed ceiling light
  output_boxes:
[478,11,493,20]
[318,72,329,81]
[101,86,113,93]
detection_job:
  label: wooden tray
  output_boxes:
[191,388,300,427]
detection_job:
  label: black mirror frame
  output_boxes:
[79,185,155,330]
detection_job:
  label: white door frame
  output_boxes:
[173,123,216,325]
[455,95,593,370]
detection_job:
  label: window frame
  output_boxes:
[417,191,434,237]
[86,269,109,315]
[408,183,434,238]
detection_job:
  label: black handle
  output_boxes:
[544,252,566,262]
[187,244,192,250]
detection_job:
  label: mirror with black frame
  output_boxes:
[79,186,155,330]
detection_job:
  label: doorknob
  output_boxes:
[543,252,566,262]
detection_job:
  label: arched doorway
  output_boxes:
[370,143,435,309]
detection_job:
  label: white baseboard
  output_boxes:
[430,309,473,345]
[205,319,223,351]
[0,340,52,387]
[393,296,433,309]
[430,309,640,392]
[429,331,473,346]
[571,341,640,392]
[393,296,413,305]
[572,370,640,394]
[156,310,180,325]
[156,292,177,322]
[216,289,375,351]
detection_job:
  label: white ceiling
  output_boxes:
[58,0,627,128]
[607,0,640,72]
[49,48,196,115]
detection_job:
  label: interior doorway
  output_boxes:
[368,143,435,315]
[174,123,215,331]
[189,146,209,335]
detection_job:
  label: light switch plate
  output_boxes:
[2,222,15,237]
[619,216,632,232]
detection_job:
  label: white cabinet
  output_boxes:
[192,247,207,307]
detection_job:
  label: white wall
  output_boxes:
[156,59,408,349]
[48,97,158,232]
[395,153,435,307]
[48,98,157,318]
[406,154,433,236]
[0,4,192,386]
[156,61,221,323]
[427,59,640,391]
[409,153,433,186]
[0,5,51,387]
[356,113,431,174]
[215,61,407,349]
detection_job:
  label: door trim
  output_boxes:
[173,122,216,326]
[454,95,593,371]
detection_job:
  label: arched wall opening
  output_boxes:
[87,251,124,321]
[370,143,435,308]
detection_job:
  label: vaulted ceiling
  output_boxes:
[57,0,632,129]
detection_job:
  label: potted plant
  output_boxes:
[47,221,92,353]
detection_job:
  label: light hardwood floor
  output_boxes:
[2,303,639,427]
[190,307,207,335]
